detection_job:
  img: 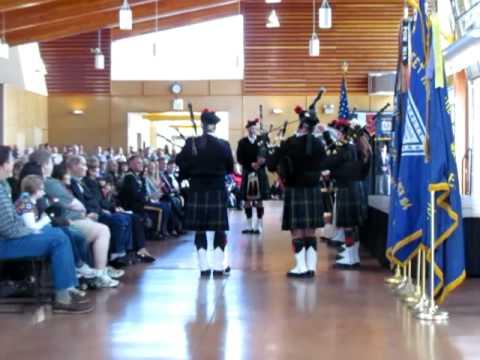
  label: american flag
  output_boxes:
[338,77,350,120]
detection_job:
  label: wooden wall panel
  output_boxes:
[242,0,403,94]
[40,29,111,94]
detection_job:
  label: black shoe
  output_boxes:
[305,270,315,278]
[286,271,308,278]
[109,256,130,268]
[251,229,260,235]
[213,267,231,277]
[200,270,212,278]
[335,254,344,261]
[242,229,254,234]
[136,253,156,263]
[333,263,360,270]
[320,237,330,243]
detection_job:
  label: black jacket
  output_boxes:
[176,134,234,191]
[70,178,102,215]
[119,171,147,213]
[268,134,326,187]
[237,137,263,173]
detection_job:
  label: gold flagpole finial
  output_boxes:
[341,61,349,75]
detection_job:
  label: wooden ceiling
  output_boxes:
[242,0,403,94]
[0,0,241,46]
[1,0,404,95]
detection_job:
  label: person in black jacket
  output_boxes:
[236,119,270,234]
[176,109,234,278]
[66,155,132,268]
[268,106,326,278]
[84,156,155,264]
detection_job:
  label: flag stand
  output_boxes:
[385,265,403,286]
[404,251,423,305]
[399,261,416,299]
[409,248,428,311]
[415,189,449,321]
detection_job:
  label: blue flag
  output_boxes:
[338,77,350,120]
[386,4,429,264]
[424,19,466,303]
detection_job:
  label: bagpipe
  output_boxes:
[265,87,326,181]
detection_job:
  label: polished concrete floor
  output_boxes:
[1,201,480,360]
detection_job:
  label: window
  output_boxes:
[112,15,244,81]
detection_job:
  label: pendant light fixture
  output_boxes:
[0,12,9,60]
[119,0,133,30]
[309,0,320,56]
[319,0,332,29]
[153,0,158,56]
[92,30,105,70]
[266,9,280,28]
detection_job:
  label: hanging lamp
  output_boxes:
[119,0,133,30]
[319,0,332,29]
[266,9,280,28]
[153,0,159,56]
[0,12,9,60]
[309,0,320,56]
[92,30,105,70]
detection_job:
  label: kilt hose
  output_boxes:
[282,186,325,231]
[333,181,367,228]
[240,168,270,201]
[184,189,229,232]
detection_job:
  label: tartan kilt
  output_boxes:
[282,186,325,230]
[240,168,270,201]
[184,190,229,231]
[321,189,334,214]
[334,181,367,228]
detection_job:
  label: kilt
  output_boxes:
[282,186,325,230]
[321,189,334,214]
[240,168,270,201]
[334,181,367,228]
[184,189,229,231]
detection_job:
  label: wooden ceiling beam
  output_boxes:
[111,3,240,40]
[6,0,239,45]
[5,0,155,33]
[0,0,58,12]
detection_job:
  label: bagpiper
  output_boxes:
[320,119,371,269]
[237,119,270,234]
[176,109,234,278]
[268,106,327,278]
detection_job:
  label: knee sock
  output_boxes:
[256,206,264,219]
[304,237,317,251]
[245,207,253,219]
[194,232,207,250]
[344,229,354,247]
[213,231,227,250]
[291,238,306,253]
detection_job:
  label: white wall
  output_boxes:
[0,43,47,96]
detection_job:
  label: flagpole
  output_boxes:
[385,265,403,286]
[415,189,448,321]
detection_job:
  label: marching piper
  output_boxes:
[237,119,270,234]
[176,109,234,278]
[268,106,326,278]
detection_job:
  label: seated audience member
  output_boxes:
[46,162,121,288]
[105,160,121,190]
[144,160,174,237]
[51,146,63,165]
[120,155,172,239]
[158,157,184,234]
[7,159,25,202]
[0,146,93,314]
[83,157,155,263]
[115,147,127,163]
[66,155,136,268]
[118,161,129,185]
[15,175,95,289]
